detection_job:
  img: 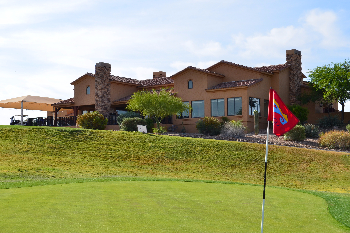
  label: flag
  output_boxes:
[267,89,299,136]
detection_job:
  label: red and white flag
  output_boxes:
[267,89,299,136]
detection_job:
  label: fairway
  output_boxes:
[0,181,348,233]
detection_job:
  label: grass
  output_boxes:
[0,126,349,230]
[0,180,349,232]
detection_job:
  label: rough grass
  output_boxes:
[0,126,349,229]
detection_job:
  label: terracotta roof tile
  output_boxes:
[170,66,225,78]
[53,98,74,105]
[70,73,94,85]
[207,78,263,90]
[109,75,141,85]
[139,77,174,87]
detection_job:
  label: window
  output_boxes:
[227,97,242,115]
[211,99,224,117]
[86,86,90,95]
[249,97,260,115]
[191,100,204,118]
[177,102,190,119]
[264,99,269,118]
[188,80,193,89]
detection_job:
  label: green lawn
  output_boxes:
[0,181,348,232]
[0,126,349,231]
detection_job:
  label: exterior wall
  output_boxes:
[208,63,263,82]
[73,75,95,106]
[110,83,139,103]
[286,49,303,105]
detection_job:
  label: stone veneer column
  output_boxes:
[286,49,302,105]
[95,62,112,117]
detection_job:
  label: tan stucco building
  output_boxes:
[53,49,337,132]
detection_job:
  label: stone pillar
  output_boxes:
[95,62,112,117]
[286,49,302,105]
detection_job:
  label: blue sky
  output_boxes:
[0,0,350,125]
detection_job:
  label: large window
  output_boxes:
[249,97,260,115]
[192,100,204,118]
[227,97,242,115]
[211,99,224,117]
[177,101,190,119]
[86,86,90,95]
[188,80,193,89]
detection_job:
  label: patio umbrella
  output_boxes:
[0,95,61,125]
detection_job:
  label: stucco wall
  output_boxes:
[73,75,95,106]
[110,83,139,102]
[208,63,262,82]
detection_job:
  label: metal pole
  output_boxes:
[21,101,23,126]
[261,121,269,233]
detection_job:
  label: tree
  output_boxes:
[308,59,350,122]
[126,88,191,130]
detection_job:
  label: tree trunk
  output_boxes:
[341,103,345,123]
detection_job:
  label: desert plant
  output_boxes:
[196,117,222,136]
[304,123,320,138]
[76,111,108,130]
[284,125,306,141]
[318,115,342,129]
[120,117,147,132]
[347,124,350,133]
[220,120,246,138]
[254,110,259,135]
[116,112,141,125]
[319,130,350,149]
[287,105,309,124]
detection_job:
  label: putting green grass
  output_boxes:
[0,181,348,233]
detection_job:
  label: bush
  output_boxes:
[318,115,342,129]
[153,126,167,134]
[319,130,350,149]
[196,117,222,136]
[287,105,309,124]
[116,112,141,125]
[284,125,306,141]
[120,117,147,132]
[76,111,108,130]
[304,123,320,138]
[145,118,154,133]
[347,124,350,133]
[220,120,246,138]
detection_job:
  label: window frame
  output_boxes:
[211,98,225,117]
[86,86,90,95]
[177,101,190,119]
[191,100,204,118]
[227,97,242,116]
[188,80,193,89]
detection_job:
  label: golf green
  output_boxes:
[0,181,348,232]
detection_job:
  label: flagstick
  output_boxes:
[261,121,269,233]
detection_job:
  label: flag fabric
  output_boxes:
[267,89,299,136]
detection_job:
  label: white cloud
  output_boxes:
[0,0,93,25]
[184,40,225,57]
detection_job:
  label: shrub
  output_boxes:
[120,117,147,132]
[287,105,309,124]
[220,117,230,126]
[145,118,154,133]
[319,130,350,149]
[221,120,246,138]
[76,111,108,130]
[116,112,141,125]
[284,125,306,141]
[318,115,342,129]
[347,124,350,133]
[153,126,167,134]
[304,123,320,138]
[196,117,222,136]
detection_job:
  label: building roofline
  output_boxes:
[170,66,225,79]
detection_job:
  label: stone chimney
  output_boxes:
[286,49,302,105]
[95,62,112,117]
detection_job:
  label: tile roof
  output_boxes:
[53,98,74,105]
[109,75,140,85]
[109,75,174,87]
[70,73,94,85]
[170,66,225,78]
[207,60,289,75]
[207,78,263,90]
